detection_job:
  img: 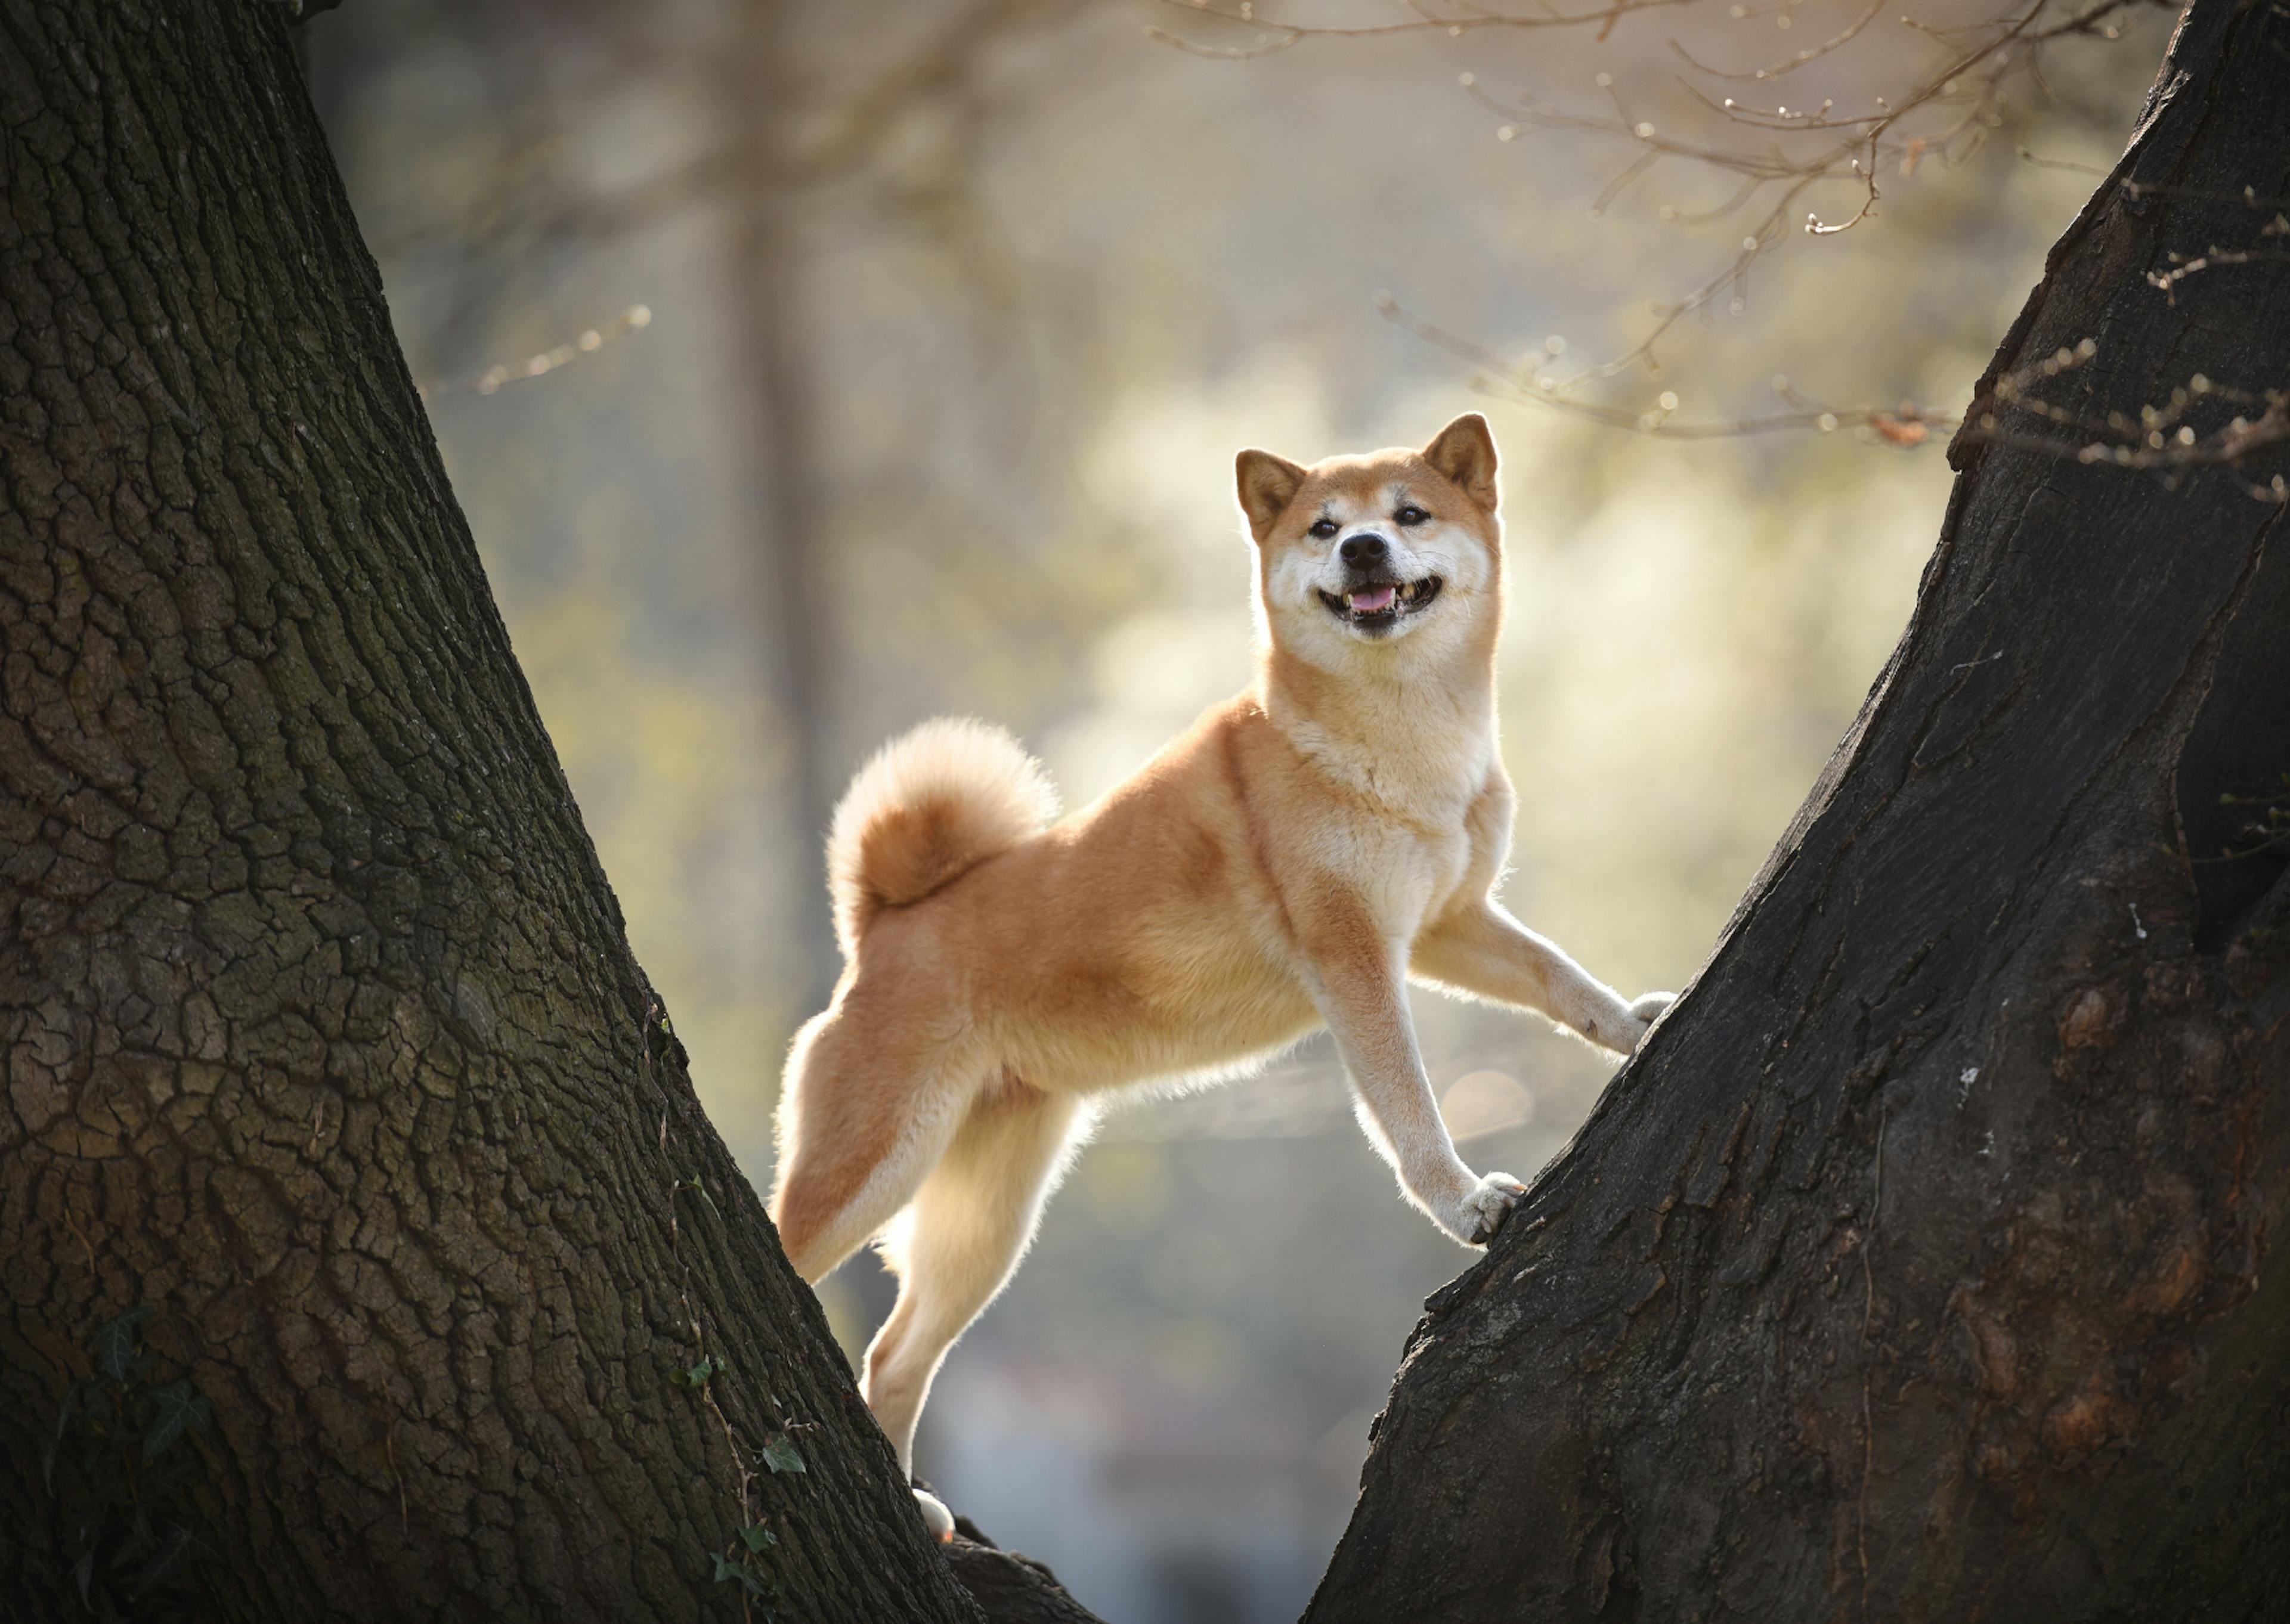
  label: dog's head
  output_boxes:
[1235,414,1501,671]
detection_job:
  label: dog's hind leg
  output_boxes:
[769,1004,979,1285]
[864,1076,1087,1484]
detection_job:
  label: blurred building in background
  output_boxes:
[304,5,2166,1617]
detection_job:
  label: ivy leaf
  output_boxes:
[674,1176,722,1220]
[759,1431,806,1476]
[43,1380,83,1493]
[141,1382,212,1462]
[79,1377,120,1433]
[120,1503,159,1565]
[144,1446,200,1499]
[128,1524,219,1598]
[738,1521,778,1554]
[710,1552,767,1597]
[669,1356,720,1388]
[92,1306,153,1384]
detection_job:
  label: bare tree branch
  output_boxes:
[1159,0,2189,458]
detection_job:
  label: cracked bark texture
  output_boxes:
[1308,3,2290,1619]
[0,4,983,1619]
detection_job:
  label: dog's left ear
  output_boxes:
[1422,413,1499,512]
[1235,448,1308,543]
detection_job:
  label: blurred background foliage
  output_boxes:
[303,3,2170,1617]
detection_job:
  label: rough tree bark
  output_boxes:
[0,4,1016,1618]
[1306,4,2290,1619]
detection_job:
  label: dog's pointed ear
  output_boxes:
[1422,413,1499,512]
[1235,449,1308,543]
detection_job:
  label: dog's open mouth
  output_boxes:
[1318,575,1443,631]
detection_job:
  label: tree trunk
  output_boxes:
[0,4,979,1619]
[1310,4,2290,1619]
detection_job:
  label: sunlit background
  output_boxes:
[304,4,2167,1617]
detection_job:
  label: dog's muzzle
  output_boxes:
[1318,571,1444,633]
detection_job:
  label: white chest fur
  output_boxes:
[1277,706,1494,938]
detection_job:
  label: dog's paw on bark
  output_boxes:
[1627,991,1678,1047]
[1458,1171,1528,1245]
[914,1484,955,1542]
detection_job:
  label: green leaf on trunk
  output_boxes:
[711,1551,768,1596]
[738,1521,778,1552]
[760,1431,806,1475]
[141,1382,212,1462]
[93,1306,153,1383]
[128,1523,219,1597]
[43,1380,83,1492]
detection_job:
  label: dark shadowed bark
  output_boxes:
[946,1518,1112,1624]
[0,4,988,1619]
[1308,3,2289,1619]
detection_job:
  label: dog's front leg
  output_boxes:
[1415,898,1674,1054]
[1299,897,1525,1247]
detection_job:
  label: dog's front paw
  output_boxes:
[1627,992,1676,1048]
[913,1486,955,1544]
[1455,1171,1528,1247]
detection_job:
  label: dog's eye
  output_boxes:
[1395,505,1429,527]
[1308,518,1340,538]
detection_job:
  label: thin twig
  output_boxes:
[1669,0,1886,82]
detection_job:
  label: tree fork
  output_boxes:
[1308,2,2290,1618]
[0,4,987,1619]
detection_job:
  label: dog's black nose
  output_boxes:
[1340,533,1388,568]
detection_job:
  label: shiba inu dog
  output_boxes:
[769,414,1673,1536]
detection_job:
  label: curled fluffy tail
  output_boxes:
[827,718,1059,956]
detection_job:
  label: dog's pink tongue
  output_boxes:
[1348,584,1397,613]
